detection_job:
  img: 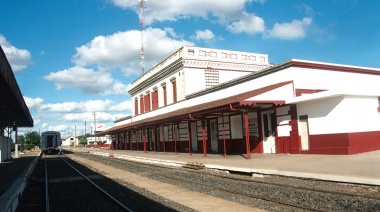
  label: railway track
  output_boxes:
[18,154,130,211]
[17,154,190,212]
[74,151,380,211]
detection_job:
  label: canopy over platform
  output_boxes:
[0,45,33,128]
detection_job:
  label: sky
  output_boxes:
[1,0,379,138]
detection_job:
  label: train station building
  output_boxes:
[0,46,34,163]
[101,46,380,158]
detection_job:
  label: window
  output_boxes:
[140,96,144,114]
[152,90,158,110]
[144,93,150,112]
[163,85,167,106]
[172,79,177,103]
[134,98,138,115]
[230,115,243,139]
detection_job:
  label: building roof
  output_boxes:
[100,81,290,135]
[103,56,380,135]
[0,45,33,128]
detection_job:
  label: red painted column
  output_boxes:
[143,129,146,153]
[244,112,251,159]
[187,122,192,156]
[202,120,207,157]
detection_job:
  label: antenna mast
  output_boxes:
[139,0,147,75]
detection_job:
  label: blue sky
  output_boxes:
[1,0,379,138]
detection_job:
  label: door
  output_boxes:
[210,119,218,152]
[148,129,153,151]
[191,122,198,152]
[299,115,310,151]
[155,128,160,151]
[262,111,276,153]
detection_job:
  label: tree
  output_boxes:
[17,135,25,145]
[17,135,26,151]
[24,130,41,147]
[78,133,92,146]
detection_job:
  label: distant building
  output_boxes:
[61,135,78,147]
[86,135,112,146]
[101,46,380,156]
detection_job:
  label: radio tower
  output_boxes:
[139,0,147,75]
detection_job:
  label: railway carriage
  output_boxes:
[41,131,61,154]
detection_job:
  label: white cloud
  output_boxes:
[62,112,121,123]
[267,18,312,40]
[72,28,193,76]
[24,97,44,109]
[0,35,32,72]
[111,0,249,25]
[191,29,215,40]
[101,81,131,95]
[227,12,265,35]
[38,99,129,113]
[43,66,114,93]
[109,100,131,111]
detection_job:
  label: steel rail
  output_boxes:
[44,154,50,212]
[59,157,133,212]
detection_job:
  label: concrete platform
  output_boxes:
[0,150,40,211]
[75,148,380,186]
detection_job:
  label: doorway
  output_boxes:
[191,122,198,152]
[210,119,218,152]
[262,111,276,153]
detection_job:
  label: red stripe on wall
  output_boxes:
[301,131,380,155]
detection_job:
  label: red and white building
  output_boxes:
[101,46,380,157]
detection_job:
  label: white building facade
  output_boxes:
[61,135,78,147]
[103,46,380,157]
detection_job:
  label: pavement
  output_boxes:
[0,150,40,211]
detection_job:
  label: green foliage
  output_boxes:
[17,135,25,145]
[78,133,92,146]
[24,130,41,146]
[23,144,35,151]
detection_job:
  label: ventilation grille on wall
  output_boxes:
[205,69,219,88]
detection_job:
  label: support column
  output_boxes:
[244,112,251,159]
[14,127,19,158]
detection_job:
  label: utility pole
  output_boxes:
[85,120,87,135]
[93,112,97,143]
[139,0,147,75]
[74,126,76,147]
